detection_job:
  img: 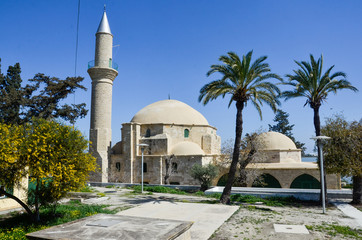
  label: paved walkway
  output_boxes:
[117,201,239,240]
[73,187,240,240]
[332,201,362,228]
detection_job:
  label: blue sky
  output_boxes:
[1,0,361,153]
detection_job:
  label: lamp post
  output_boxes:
[137,143,149,193]
[311,136,331,214]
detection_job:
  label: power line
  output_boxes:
[73,0,81,127]
[74,0,81,77]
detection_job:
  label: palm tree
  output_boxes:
[199,51,282,204]
[282,54,358,203]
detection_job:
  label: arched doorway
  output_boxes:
[217,174,228,186]
[252,174,281,188]
[216,174,242,187]
[290,174,320,189]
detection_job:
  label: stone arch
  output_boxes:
[290,174,320,189]
[252,173,282,188]
[216,173,244,187]
[216,173,229,186]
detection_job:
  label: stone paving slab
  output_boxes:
[26,214,193,240]
[117,201,239,240]
[332,201,362,228]
[274,224,309,234]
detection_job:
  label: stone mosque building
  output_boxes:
[87,10,340,189]
[109,99,221,185]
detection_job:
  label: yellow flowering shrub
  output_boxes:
[0,118,96,217]
[0,123,26,190]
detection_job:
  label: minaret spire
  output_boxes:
[88,8,118,182]
[97,7,111,34]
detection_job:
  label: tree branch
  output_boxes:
[0,186,33,217]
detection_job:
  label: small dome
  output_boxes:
[171,142,204,156]
[257,132,297,150]
[131,100,209,125]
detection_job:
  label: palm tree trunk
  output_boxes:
[313,106,328,204]
[220,101,244,204]
[313,106,321,136]
[352,175,362,204]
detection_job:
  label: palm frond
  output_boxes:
[199,50,281,118]
[282,54,358,108]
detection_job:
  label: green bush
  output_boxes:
[190,164,218,191]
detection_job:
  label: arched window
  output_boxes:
[290,174,320,189]
[172,162,178,173]
[184,129,189,138]
[115,162,121,172]
[143,163,147,173]
[145,129,151,137]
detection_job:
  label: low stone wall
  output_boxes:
[205,187,352,201]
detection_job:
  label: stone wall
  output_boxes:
[213,167,340,189]
[132,155,204,185]
[254,169,340,189]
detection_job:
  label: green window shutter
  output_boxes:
[184,129,189,138]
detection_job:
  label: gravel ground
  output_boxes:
[209,203,362,240]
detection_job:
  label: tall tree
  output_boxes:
[0,60,88,125]
[268,109,306,155]
[23,73,88,124]
[321,115,362,204]
[0,59,22,124]
[199,51,281,204]
[282,54,358,203]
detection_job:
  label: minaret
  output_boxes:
[88,8,118,182]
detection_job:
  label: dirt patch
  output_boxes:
[209,204,361,240]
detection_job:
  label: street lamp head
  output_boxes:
[310,136,331,141]
[137,143,149,149]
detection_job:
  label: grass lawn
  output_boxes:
[129,185,316,207]
[0,201,117,240]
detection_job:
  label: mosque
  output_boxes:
[109,99,221,185]
[0,8,341,214]
[87,10,340,189]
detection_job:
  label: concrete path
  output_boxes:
[117,201,239,240]
[332,201,362,228]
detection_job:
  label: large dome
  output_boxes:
[131,100,209,125]
[257,131,297,150]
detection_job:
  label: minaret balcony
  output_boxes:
[88,60,118,71]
